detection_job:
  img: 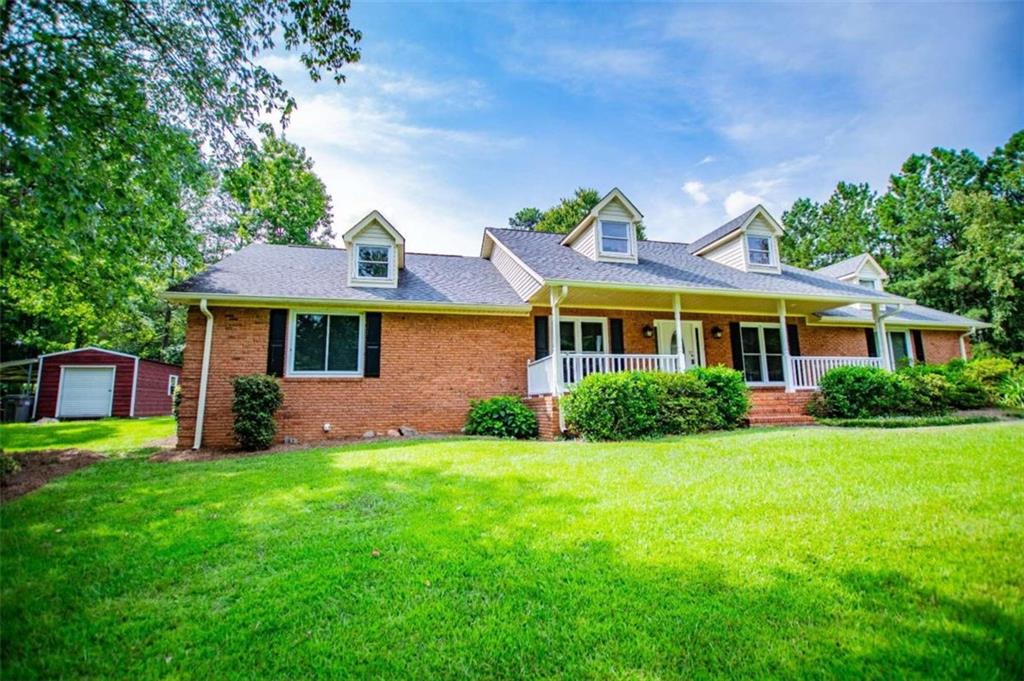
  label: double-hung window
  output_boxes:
[599,221,631,255]
[746,234,773,266]
[356,245,391,280]
[290,312,363,375]
[740,324,784,384]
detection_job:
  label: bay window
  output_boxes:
[290,312,363,375]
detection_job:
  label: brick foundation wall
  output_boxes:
[177,306,533,448]
[524,396,560,440]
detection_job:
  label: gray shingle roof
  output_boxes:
[814,254,870,279]
[816,304,988,328]
[487,228,903,302]
[685,206,759,254]
[168,243,527,307]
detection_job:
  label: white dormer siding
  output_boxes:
[485,238,543,300]
[694,207,784,274]
[560,189,642,264]
[343,211,405,289]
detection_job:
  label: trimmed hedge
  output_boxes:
[561,367,749,441]
[231,374,284,450]
[812,357,1019,419]
[817,415,1000,428]
[465,396,538,439]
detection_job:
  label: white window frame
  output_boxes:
[167,374,179,396]
[353,243,393,282]
[597,220,635,259]
[887,329,914,368]
[745,233,774,267]
[287,310,365,377]
[739,322,785,386]
[559,316,609,354]
[857,277,880,290]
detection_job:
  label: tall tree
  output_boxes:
[781,182,880,269]
[508,207,543,230]
[510,188,647,238]
[221,128,334,253]
[1,0,361,359]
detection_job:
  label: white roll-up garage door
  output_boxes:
[58,367,115,418]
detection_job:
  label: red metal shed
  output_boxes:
[33,347,180,420]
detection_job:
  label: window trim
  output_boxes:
[558,316,609,354]
[887,328,914,368]
[739,322,785,386]
[745,233,774,267]
[286,310,365,377]
[597,220,635,258]
[353,243,393,282]
[167,374,179,396]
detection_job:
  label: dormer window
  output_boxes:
[746,234,773,266]
[600,221,631,255]
[356,244,391,280]
[858,278,879,290]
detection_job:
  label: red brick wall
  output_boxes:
[35,349,137,418]
[920,330,969,363]
[177,306,533,448]
[133,360,180,417]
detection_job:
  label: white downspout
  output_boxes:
[129,356,139,417]
[549,285,568,435]
[959,327,974,361]
[193,299,215,450]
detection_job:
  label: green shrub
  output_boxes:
[465,396,538,439]
[817,415,999,428]
[0,452,20,477]
[816,366,897,418]
[657,372,722,435]
[231,374,284,450]
[999,369,1024,409]
[561,371,662,441]
[964,358,1015,400]
[172,384,182,421]
[690,365,750,428]
[893,370,953,416]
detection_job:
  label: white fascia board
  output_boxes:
[160,291,532,316]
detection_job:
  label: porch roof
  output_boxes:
[815,304,990,329]
[486,228,908,304]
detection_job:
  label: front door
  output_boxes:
[655,320,705,369]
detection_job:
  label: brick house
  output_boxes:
[164,190,986,447]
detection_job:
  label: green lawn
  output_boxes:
[0,416,175,453]
[2,424,1022,679]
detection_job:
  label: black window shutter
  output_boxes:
[534,316,550,359]
[865,328,878,357]
[729,322,743,369]
[266,309,287,377]
[610,319,625,354]
[912,330,925,363]
[364,312,382,378]
[786,324,801,357]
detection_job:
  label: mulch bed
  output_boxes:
[1,450,104,503]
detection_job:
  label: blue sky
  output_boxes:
[263,2,1023,255]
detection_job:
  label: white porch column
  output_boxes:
[777,299,794,392]
[673,293,685,371]
[872,303,893,371]
[549,286,568,393]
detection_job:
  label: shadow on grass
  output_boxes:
[1,442,1020,679]
[0,421,118,451]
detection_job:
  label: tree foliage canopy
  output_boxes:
[1,0,360,362]
[509,187,646,239]
[781,131,1024,358]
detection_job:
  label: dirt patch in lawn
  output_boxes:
[1,450,104,502]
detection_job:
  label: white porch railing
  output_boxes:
[789,356,884,390]
[527,353,684,395]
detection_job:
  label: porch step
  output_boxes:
[748,414,817,427]
[747,388,816,427]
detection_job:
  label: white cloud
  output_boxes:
[681,181,709,205]
[697,155,715,165]
[724,190,764,217]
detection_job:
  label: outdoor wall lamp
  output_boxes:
[711,326,724,339]
[642,325,655,338]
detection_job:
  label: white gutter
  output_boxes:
[129,356,139,417]
[193,299,215,450]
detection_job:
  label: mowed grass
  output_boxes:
[2,424,1023,679]
[0,416,175,453]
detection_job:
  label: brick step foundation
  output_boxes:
[524,396,561,440]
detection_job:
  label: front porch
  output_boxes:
[524,285,900,398]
